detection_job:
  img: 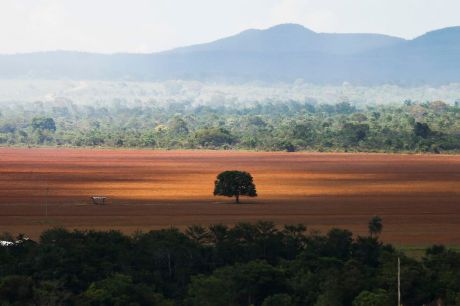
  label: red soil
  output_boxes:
[0,148,459,245]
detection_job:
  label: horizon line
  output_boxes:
[1,23,458,56]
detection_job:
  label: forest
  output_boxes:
[1,98,459,153]
[0,221,459,306]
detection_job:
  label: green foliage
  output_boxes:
[185,225,210,243]
[341,122,370,145]
[194,127,236,147]
[79,274,173,306]
[214,170,257,203]
[169,116,189,135]
[0,276,34,306]
[186,274,231,306]
[414,122,431,138]
[262,293,295,306]
[352,289,391,306]
[141,131,156,147]
[31,117,56,132]
[0,223,459,306]
[188,260,286,306]
[324,228,353,260]
[1,100,459,153]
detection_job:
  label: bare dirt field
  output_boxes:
[0,147,459,245]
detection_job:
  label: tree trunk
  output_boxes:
[235,194,240,204]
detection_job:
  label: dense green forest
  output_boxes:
[1,99,459,153]
[0,221,459,306]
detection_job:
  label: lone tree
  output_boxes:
[213,170,257,203]
[368,216,383,238]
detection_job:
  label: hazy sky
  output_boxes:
[1,0,460,54]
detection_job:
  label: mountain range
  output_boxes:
[1,24,459,85]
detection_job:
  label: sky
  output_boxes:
[1,0,460,54]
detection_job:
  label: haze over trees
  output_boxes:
[1,80,460,106]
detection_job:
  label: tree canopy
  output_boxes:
[0,219,459,306]
[1,99,459,153]
[31,117,56,132]
[214,170,257,203]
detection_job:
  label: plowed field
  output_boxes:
[1,148,459,245]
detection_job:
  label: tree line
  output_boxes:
[1,100,459,153]
[0,220,459,305]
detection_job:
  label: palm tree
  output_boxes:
[368,216,383,238]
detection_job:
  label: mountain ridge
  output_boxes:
[168,24,405,55]
[0,24,459,85]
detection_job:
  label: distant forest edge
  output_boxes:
[1,24,460,84]
[1,99,460,153]
[1,221,460,305]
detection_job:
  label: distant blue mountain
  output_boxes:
[0,24,459,85]
[169,24,403,54]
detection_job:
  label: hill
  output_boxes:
[0,24,459,84]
